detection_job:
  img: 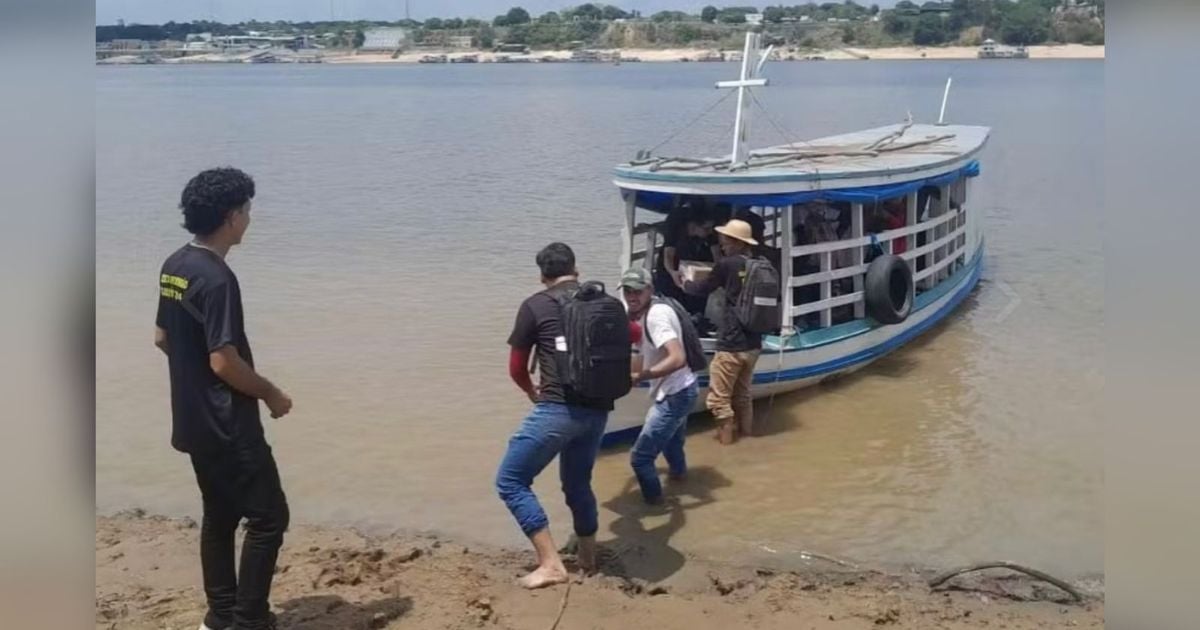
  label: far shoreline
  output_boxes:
[330,44,1105,64]
[99,44,1104,66]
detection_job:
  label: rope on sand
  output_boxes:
[928,561,1085,603]
[797,550,860,570]
[547,579,573,630]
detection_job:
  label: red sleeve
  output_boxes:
[509,347,535,394]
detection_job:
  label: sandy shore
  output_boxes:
[324,44,1103,64]
[96,511,1102,629]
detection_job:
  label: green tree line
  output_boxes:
[97,1,1103,48]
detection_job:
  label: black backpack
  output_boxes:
[735,256,781,334]
[644,296,709,374]
[551,281,632,401]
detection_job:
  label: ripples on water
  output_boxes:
[97,60,1103,578]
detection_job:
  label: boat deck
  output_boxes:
[614,123,990,190]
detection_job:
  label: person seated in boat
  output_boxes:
[866,198,908,260]
[710,201,734,227]
[792,202,856,328]
[676,219,763,444]
[914,186,942,275]
[652,203,719,316]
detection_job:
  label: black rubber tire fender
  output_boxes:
[864,254,914,325]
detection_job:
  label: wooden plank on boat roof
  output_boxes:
[617,123,990,182]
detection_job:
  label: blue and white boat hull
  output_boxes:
[602,247,983,446]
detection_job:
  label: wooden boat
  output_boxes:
[602,34,989,444]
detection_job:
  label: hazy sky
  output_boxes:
[97,0,899,25]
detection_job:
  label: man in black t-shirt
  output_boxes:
[678,218,764,445]
[652,207,718,315]
[497,242,630,589]
[155,168,292,630]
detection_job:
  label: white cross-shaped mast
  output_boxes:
[717,31,772,165]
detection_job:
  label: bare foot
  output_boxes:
[718,424,737,445]
[576,537,597,574]
[518,563,568,589]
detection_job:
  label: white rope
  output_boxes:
[647,89,737,156]
[748,88,812,153]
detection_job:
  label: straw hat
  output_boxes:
[714,219,758,246]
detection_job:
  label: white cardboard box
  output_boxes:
[679,261,714,283]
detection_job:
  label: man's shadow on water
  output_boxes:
[598,466,731,583]
[275,594,412,629]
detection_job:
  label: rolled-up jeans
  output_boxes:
[495,402,609,538]
[630,382,699,501]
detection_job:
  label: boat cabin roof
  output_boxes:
[614,123,990,199]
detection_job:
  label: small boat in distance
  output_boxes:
[978,38,1029,59]
[602,33,990,444]
[418,54,448,64]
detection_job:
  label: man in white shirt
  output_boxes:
[621,267,700,505]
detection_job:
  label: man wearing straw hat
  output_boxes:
[676,218,763,444]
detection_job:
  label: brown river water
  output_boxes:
[97,60,1103,580]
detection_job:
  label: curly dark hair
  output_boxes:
[536,242,576,280]
[179,167,256,236]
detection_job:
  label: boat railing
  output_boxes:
[786,193,968,329]
[630,221,666,270]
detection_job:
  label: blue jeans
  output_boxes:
[630,383,699,502]
[495,402,609,537]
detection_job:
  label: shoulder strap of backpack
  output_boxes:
[643,297,664,347]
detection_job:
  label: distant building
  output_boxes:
[920,2,953,15]
[447,35,473,49]
[213,34,307,49]
[494,43,530,54]
[1055,0,1100,18]
[110,39,149,50]
[361,27,410,52]
[746,13,764,25]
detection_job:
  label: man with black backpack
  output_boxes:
[678,218,779,445]
[497,242,635,589]
[620,267,705,505]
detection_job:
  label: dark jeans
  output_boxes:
[495,402,608,538]
[190,444,289,630]
[630,383,699,502]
